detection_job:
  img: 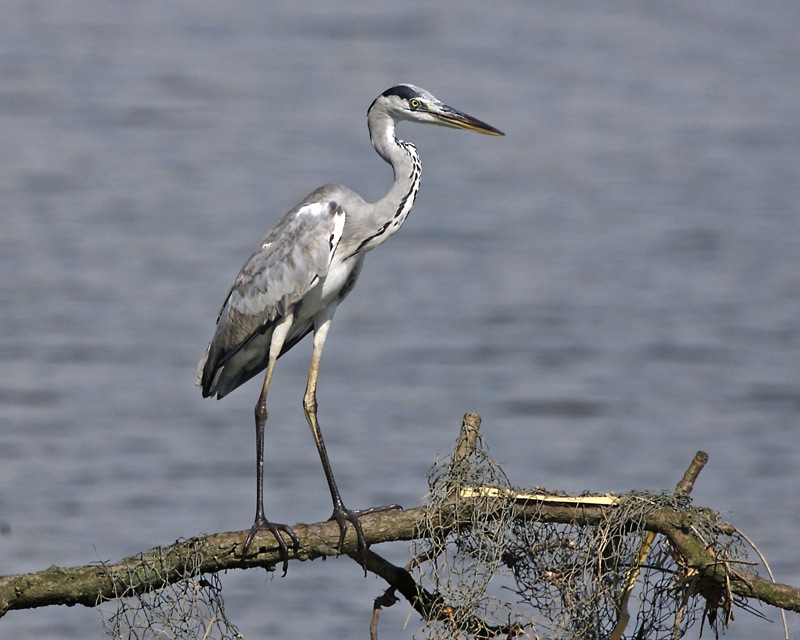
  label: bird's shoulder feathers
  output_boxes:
[209,195,346,353]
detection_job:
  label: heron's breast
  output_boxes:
[296,256,360,321]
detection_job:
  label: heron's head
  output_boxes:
[369,84,504,136]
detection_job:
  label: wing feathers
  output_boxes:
[198,199,346,396]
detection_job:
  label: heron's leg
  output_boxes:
[242,316,300,574]
[302,318,360,545]
[302,316,401,568]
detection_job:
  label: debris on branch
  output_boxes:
[0,413,797,640]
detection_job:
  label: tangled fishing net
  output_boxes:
[98,541,243,640]
[408,424,752,639]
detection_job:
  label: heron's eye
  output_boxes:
[409,98,421,110]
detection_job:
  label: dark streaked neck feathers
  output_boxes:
[350,103,422,255]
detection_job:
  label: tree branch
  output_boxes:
[2,498,798,620]
[1,413,798,631]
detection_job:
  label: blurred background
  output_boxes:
[1,1,798,637]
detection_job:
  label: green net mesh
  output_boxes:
[99,541,243,640]
[409,430,750,639]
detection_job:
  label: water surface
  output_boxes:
[1,1,798,638]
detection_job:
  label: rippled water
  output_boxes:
[1,1,799,638]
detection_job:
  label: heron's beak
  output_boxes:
[432,104,505,136]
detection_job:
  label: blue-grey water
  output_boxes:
[1,1,798,638]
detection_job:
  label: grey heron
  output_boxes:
[197,84,503,572]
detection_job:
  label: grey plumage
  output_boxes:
[196,84,503,571]
[197,191,349,398]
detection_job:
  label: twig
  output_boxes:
[352,548,523,639]
[611,450,709,640]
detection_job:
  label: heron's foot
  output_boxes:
[329,503,403,573]
[242,517,300,576]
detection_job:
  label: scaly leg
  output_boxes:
[242,315,300,575]
[303,314,400,567]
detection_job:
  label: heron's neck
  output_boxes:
[354,113,421,255]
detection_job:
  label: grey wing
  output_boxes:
[197,199,346,397]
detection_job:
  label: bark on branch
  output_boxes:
[2,497,798,619]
